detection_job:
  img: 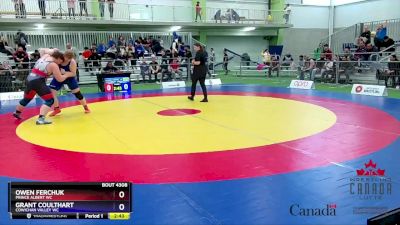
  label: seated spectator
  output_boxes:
[30,49,40,61]
[82,47,92,71]
[139,59,150,82]
[135,43,145,58]
[88,49,101,72]
[268,55,280,77]
[365,43,378,60]
[303,56,315,80]
[149,55,161,83]
[384,54,400,88]
[108,36,116,48]
[184,47,192,59]
[13,47,29,69]
[297,55,306,80]
[106,44,118,59]
[282,53,294,69]
[321,59,334,83]
[170,57,182,80]
[126,43,135,67]
[160,50,172,81]
[0,36,15,55]
[339,47,355,83]
[374,23,387,51]
[381,36,395,52]
[114,53,127,69]
[322,44,333,61]
[97,42,107,57]
[102,61,120,73]
[117,36,126,48]
[29,50,40,69]
[91,43,97,51]
[354,42,367,62]
[360,25,371,44]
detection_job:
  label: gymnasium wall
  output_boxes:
[282,5,329,57]
[334,0,400,28]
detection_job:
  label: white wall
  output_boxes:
[334,0,400,27]
[290,5,330,29]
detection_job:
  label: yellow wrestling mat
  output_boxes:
[16,95,336,155]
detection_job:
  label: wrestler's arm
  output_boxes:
[48,63,70,82]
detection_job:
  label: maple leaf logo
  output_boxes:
[356,160,385,176]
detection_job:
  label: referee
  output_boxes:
[188,43,208,102]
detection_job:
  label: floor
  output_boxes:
[0,84,399,225]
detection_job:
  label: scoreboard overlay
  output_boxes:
[8,182,132,220]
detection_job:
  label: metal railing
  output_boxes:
[0,31,193,54]
[0,0,286,25]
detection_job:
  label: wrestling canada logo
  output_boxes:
[349,159,392,200]
[355,85,363,93]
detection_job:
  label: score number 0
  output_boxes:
[118,191,125,211]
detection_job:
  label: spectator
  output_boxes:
[282,53,294,69]
[151,38,162,55]
[29,50,40,68]
[283,4,291,24]
[214,9,222,23]
[160,50,172,81]
[66,42,79,60]
[107,0,115,19]
[79,0,88,18]
[134,42,143,57]
[102,61,120,73]
[67,0,76,19]
[339,47,355,84]
[13,0,26,19]
[185,47,192,59]
[262,49,271,66]
[97,42,107,56]
[321,59,334,83]
[13,47,29,69]
[223,49,229,75]
[30,49,40,61]
[38,0,46,18]
[0,36,15,55]
[139,59,150,82]
[15,30,28,51]
[99,0,105,18]
[195,1,201,22]
[117,36,126,48]
[297,55,306,80]
[374,23,387,51]
[322,44,333,61]
[82,47,92,71]
[106,44,118,59]
[384,55,400,88]
[208,48,215,75]
[360,25,371,44]
[88,49,101,71]
[354,41,366,61]
[126,43,135,66]
[269,55,280,77]
[149,55,161,83]
[381,36,395,52]
[231,9,240,23]
[170,57,182,80]
[365,43,378,60]
[108,36,115,48]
